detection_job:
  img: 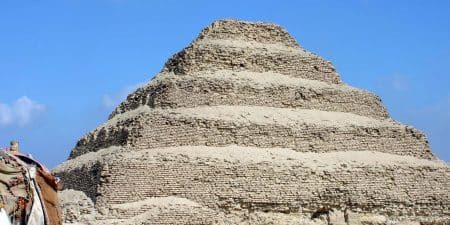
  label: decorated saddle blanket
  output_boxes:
[0,150,61,225]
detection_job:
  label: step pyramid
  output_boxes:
[54,20,449,225]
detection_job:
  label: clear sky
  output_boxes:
[1,0,449,168]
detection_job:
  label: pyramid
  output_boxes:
[54,20,449,225]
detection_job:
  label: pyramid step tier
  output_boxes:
[110,71,388,119]
[55,146,450,218]
[162,39,340,84]
[71,106,433,159]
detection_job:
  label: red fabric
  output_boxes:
[37,169,62,225]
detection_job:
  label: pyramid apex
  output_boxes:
[195,19,300,48]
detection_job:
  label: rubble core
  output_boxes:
[54,19,450,225]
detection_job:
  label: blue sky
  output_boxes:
[0,0,449,168]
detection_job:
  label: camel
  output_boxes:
[0,141,61,225]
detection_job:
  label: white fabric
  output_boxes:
[0,208,12,225]
[28,167,36,179]
[26,180,45,225]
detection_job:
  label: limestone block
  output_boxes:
[328,210,347,225]
[359,214,386,225]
